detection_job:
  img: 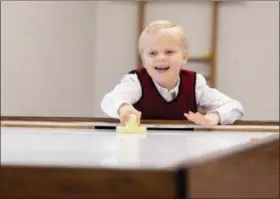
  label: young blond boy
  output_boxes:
[101,20,244,126]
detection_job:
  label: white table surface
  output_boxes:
[1,126,278,169]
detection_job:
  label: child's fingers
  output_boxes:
[135,111,142,126]
[120,110,141,126]
[184,111,215,126]
[185,111,194,116]
[125,112,134,125]
[184,111,207,125]
[120,114,127,126]
[120,111,131,126]
[120,118,124,126]
[184,113,191,119]
[184,112,195,121]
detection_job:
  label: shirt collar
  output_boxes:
[152,77,180,95]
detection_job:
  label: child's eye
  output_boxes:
[149,51,157,56]
[165,50,175,54]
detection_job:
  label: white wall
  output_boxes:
[1,1,279,121]
[1,1,138,118]
[92,1,138,117]
[1,1,96,117]
[217,1,279,121]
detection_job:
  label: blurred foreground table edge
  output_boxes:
[1,134,279,199]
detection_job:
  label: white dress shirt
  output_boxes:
[101,73,244,125]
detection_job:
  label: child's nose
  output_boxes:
[157,53,167,62]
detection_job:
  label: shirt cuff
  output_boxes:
[114,100,131,118]
[209,107,235,125]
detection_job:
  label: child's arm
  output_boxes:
[195,74,244,125]
[100,74,141,118]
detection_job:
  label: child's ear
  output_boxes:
[140,54,145,67]
[141,59,146,67]
[183,51,188,64]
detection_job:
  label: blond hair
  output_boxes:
[138,20,188,54]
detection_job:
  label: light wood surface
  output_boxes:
[1,118,279,132]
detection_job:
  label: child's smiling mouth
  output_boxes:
[155,66,170,73]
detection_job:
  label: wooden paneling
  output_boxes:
[188,139,279,198]
[137,1,146,67]
[0,167,175,199]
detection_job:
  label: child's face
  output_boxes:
[141,30,187,90]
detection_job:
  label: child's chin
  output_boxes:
[151,71,171,80]
[153,77,169,85]
[156,70,169,74]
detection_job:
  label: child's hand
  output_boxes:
[118,103,141,127]
[184,111,220,126]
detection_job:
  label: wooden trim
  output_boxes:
[209,0,219,87]
[1,123,279,132]
[0,116,119,123]
[234,120,279,125]
[1,116,279,126]
[1,116,279,132]
[188,56,211,63]
[195,128,279,133]
[137,1,146,67]
[0,123,95,130]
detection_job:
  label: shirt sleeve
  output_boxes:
[195,74,244,125]
[100,73,142,118]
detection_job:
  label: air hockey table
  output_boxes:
[1,117,279,199]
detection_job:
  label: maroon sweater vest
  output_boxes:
[130,67,197,120]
